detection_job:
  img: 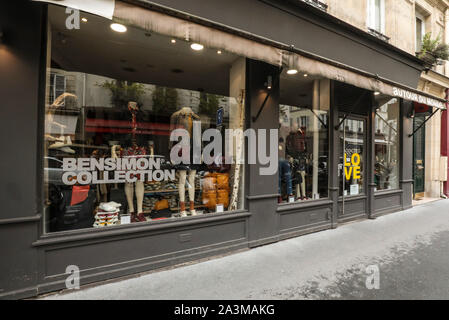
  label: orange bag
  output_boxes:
[217,189,229,209]
[202,190,217,210]
[216,173,229,190]
[154,199,169,211]
[203,174,217,192]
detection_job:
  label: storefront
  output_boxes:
[1,0,446,299]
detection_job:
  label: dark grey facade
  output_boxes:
[0,0,421,299]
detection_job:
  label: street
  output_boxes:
[40,199,449,300]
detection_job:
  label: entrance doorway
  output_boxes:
[338,115,367,218]
[413,115,426,199]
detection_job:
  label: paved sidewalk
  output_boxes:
[41,200,449,300]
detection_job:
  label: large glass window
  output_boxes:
[374,96,400,191]
[43,6,245,233]
[279,74,330,203]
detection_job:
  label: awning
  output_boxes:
[37,0,447,110]
[112,1,446,109]
[32,0,115,19]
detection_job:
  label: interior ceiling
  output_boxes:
[279,71,321,108]
[49,5,238,95]
[49,5,323,103]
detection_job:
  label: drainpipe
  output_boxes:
[442,88,449,197]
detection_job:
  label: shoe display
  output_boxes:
[93,202,121,228]
[49,136,75,154]
[49,141,65,149]
[136,212,147,222]
[99,202,120,212]
[60,146,75,154]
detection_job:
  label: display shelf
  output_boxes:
[144,188,201,195]
[169,204,204,211]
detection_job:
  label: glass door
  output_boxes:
[338,116,366,200]
[413,116,426,198]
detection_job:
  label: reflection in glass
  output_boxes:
[374,97,399,191]
[279,76,330,203]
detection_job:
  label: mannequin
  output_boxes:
[46,93,77,154]
[296,156,307,200]
[286,124,307,200]
[278,122,293,203]
[169,107,201,217]
[120,101,147,223]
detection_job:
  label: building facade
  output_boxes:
[326,0,449,199]
[0,0,447,299]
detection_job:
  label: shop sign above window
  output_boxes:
[392,87,444,109]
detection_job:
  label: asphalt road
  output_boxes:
[40,199,449,300]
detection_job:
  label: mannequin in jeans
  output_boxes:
[278,122,294,203]
[169,107,201,217]
[286,124,307,200]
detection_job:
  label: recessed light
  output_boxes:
[303,74,308,77]
[287,69,298,75]
[374,91,380,95]
[191,43,204,51]
[110,23,127,33]
[81,18,88,22]
[171,39,176,44]
[217,50,222,54]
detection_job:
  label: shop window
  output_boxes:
[374,96,400,191]
[43,6,246,233]
[279,75,330,203]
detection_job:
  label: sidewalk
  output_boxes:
[40,199,449,300]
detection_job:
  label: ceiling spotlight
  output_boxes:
[110,23,127,33]
[266,75,273,90]
[303,74,308,77]
[217,50,222,54]
[287,69,298,75]
[374,91,380,95]
[81,17,88,22]
[171,39,176,44]
[190,43,204,51]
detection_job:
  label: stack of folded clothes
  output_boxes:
[93,202,121,228]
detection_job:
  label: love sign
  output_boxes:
[344,153,361,180]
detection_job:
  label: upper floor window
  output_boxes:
[367,0,385,34]
[415,12,426,52]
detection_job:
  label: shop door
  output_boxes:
[338,116,367,217]
[413,116,426,198]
